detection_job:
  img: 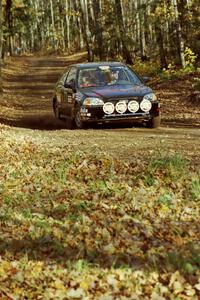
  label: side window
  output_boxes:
[120,69,129,81]
[61,69,69,83]
[126,68,141,84]
[66,67,77,84]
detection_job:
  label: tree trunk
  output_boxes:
[73,0,81,51]
[5,0,13,55]
[139,1,146,60]
[0,0,3,93]
[115,0,133,64]
[92,0,103,60]
[135,0,140,46]
[173,0,185,68]
[78,0,93,61]
[146,0,153,44]
[50,0,57,51]
[34,0,40,51]
[58,0,65,50]
[155,24,168,69]
[65,0,71,51]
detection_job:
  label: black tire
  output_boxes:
[53,98,60,119]
[147,115,161,128]
[74,105,86,129]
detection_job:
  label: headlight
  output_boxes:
[140,99,152,112]
[143,93,157,102]
[83,97,104,107]
[128,100,139,113]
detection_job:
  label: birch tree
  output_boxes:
[65,0,71,50]
[0,0,3,93]
[78,0,93,61]
[172,0,186,68]
[50,0,57,50]
[114,0,133,64]
[5,0,13,55]
[91,0,103,60]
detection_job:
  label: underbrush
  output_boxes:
[0,132,199,299]
[132,60,161,77]
[132,47,199,84]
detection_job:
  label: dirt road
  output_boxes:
[0,54,200,164]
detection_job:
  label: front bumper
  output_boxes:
[79,102,160,124]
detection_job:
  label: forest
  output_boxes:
[0,0,200,67]
[0,1,200,299]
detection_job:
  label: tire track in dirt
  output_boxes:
[0,53,85,129]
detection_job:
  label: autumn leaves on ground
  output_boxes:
[0,54,200,299]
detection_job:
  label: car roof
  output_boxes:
[71,62,125,69]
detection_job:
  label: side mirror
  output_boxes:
[142,76,150,83]
[64,81,75,90]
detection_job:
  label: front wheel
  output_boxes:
[74,105,86,129]
[53,98,60,119]
[147,115,161,128]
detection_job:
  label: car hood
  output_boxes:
[79,84,152,99]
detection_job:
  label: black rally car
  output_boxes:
[53,62,161,129]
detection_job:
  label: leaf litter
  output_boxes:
[0,125,199,300]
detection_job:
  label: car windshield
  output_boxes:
[77,66,142,88]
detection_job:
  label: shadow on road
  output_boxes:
[0,114,67,130]
[0,55,85,130]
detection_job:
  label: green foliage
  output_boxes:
[159,48,198,80]
[167,251,199,274]
[160,63,177,80]
[147,151,187,181]
[88,179,112,196]
[189,177,200,200]
[74,259,91,272]
[184,47,197,71]
[133,60,160,76]
[143,174,155,186]
[156,193,173,206]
